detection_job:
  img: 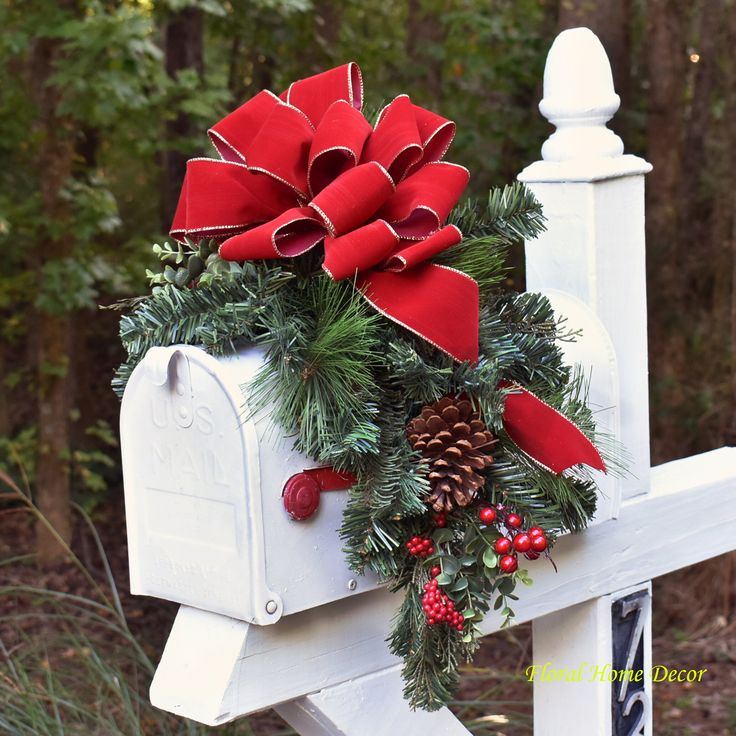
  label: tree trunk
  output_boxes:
[30,35,76,564]
[36,313,73,561]
[710,3,736,447]
[644,0,689,462]
[161,7,204,229]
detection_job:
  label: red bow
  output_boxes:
[170,63,479,363]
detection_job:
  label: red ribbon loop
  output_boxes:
[282,62,363,126]
[220,207,325,260]
[361,95,423,183]
[379,162,470,239]
[308,100,373,196]
[309,162,394,236]
[408,104,456,174]
[384,226,462,272]
[245,103,313,197]
[208,90,280,163]
[171,159,294,241]
[323,220,399,281]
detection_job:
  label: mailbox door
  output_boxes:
[121,346,278,624]
[539,289,621,523]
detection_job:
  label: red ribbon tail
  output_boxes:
[499,381,606,474]
[356,264,479,363]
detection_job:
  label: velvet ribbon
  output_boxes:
[498,381,606,474]
[171,62,478,363]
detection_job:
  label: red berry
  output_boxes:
[525,550,540,560]
[531,535,548,552]
[528,526,545,538]
[499,554,518,573]
[479,507,497,524]
[457,614,464,623]
[494,537,512,554]
[430,565,441,578]
[434,513,447,528]
[512,533,532,553]
[505,513,522,529]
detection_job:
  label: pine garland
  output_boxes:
[111,262,292,396]
[113,183,618,711]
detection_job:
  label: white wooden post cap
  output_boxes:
[520,27,651,182]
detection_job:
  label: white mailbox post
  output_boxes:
[120,27,736,736]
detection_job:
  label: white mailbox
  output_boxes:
[120,344,379,626]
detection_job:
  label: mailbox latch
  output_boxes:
[283,467,356,520]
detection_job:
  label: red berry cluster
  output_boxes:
[479,505,550,574]
[422,577,464,630]
[406,536,434,558]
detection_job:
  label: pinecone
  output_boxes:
[407,396,495,513]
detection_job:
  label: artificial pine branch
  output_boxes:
[449,182,547,243]
[340,381,428,573]
[383,339,454,406]
[248,275,382,467]
[112,263,292,396]
[434,234,510,295]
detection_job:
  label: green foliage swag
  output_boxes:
[115,182,611,710]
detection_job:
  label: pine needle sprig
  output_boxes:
[340,383,428,573]
[434,234,510,296]
[488,444,598,534]
[491,292,572,389]
[450,182,546,243]
[450,357,505,430]
[249,276,382,467]
[383,339,454,406]
[441,183,545,301]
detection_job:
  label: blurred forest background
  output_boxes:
[1,0,735,734]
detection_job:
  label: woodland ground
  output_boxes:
[1,497,734,735]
